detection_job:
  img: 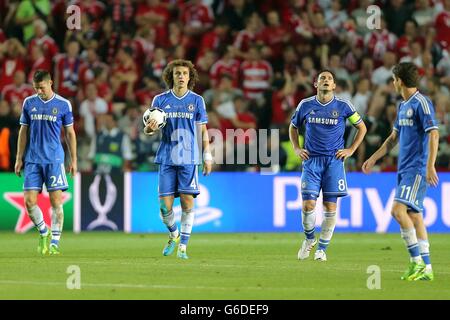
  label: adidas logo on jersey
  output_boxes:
[165,105,171,109]
[310,110,315,115]
[31,107,37,112]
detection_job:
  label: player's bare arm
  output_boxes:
[426,129,439,187]
[202,124,212,176]
[362,130,398,174]
[14,125,28,177]
[336,120,367,160]
[64,125,78,178]
[289,123,309,160]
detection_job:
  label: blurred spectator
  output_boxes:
[240,45,273,101]
[110,46,138,102]
[88,113,133,174]
[220,0,257,34]
[179,0,214,60]
[258,10,290,66]
[232,12,264,60]
[27,43,51,83]
[209,46,240,88]
[1,70,33,107]
[15,0,51,43]
[79,82,108,139]
[364,16,397,67]
[352,78,372,116]
[0,37,26,92]
[135,0,170,47]
[371,51,397,87]
[53,39,83,99]
[434,0,450,50]
[27,19,58,67]
[412,0,435,29]
[383,0,413,37]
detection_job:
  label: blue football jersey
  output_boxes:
[152,89,208,165]
[291,96,362,157]
[393,91,438,175]
[19,93,74,164]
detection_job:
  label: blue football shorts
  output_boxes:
[301,156,348,201]
[23,162,69,192]
[158,164,199,198]
[394,172,427,213]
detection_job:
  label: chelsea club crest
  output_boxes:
[406,108,413,118]
[187,104,195,112]
[331,110,339,118]
[52,108,58,114]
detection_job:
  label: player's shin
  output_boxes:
[302,210,316,240]
[160,203,179,239]
[180,209,194,250]
[400,228,422,263]
[418,239,432,270]
[51,205,64,247]
[318,211,336,251]
[28,205,48,235]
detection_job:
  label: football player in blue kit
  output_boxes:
[290,70,367,261]
[363,62,438,281]
[15,70,77,255]
[144,59,212,259]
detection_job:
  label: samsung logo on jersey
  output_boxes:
[167,112,194,119]
[308,117,338,125]
[31,114,57,122]
[399,119,414,126]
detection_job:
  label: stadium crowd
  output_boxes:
[0,0,449,173]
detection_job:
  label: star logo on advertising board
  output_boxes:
[4,191,71,233]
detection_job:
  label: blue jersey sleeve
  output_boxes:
[417,97,438,132]
[342,100,362,125]
[151,94,161,108]
[196,96,208,124]
[290,102,304,128]
[62,100,74,126]
[393,105,400,132]
[19,98,30,126]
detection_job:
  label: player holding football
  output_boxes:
[289,70,366,261]
[144,59,212,259]
[363,62,438,281]
[15,70,77,255]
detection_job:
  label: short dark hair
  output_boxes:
[392,62,419,88]
[33,70,52,82]
[316,69,336,83]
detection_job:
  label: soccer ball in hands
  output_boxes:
[143,108,167,129]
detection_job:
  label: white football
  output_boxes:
[143,108,167,129]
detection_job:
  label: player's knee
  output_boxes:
[25,199,37,211]
[302,201,316,212]
[391,210,402,222]
[159,202,171,217]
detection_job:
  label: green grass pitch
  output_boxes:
[0,232,449,300]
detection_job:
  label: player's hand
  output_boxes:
[294,148,309,160]
[335,148,353,160]
[203,160,212,176]
[144,119,159,135]
[426,165,439,187]
[14,159,22,177]
[362,158,375,174]
[68,161,78,178]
